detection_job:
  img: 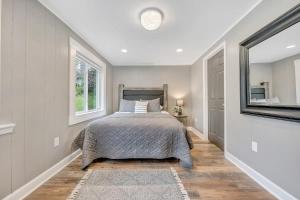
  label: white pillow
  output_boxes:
[135,101,148,113]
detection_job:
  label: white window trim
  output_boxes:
[69,38,107,125]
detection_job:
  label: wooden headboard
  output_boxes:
[118,84,168,110]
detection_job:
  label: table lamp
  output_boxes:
[176,99,184,115]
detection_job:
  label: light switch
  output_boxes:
[252,141,258,152]
[54,137,60,147]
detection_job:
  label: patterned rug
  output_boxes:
[68,168,190,200]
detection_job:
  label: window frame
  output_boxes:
[69,38,106,125]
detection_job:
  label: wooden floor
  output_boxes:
[26,132,275,200]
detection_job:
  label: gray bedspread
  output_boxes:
[72,112,193,169]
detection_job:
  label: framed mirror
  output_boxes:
[240,4,300,122]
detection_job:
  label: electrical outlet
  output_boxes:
[252,141,258,152]
[194,118,198,123]
[54,137,60,147]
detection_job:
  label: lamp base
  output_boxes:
[178,106,183,115]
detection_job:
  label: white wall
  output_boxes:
[191,0,300,198]
[250,63,273,86]
[272,54,299,105]
[250,63,273,98]
[250,54,300,105]
[113,66,192,118]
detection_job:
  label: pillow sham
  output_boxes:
[135,101,148,113]
[147,98,161,112]
[119,99,135,112]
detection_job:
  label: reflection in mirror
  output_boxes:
[249,22,300,106]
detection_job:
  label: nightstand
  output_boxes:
[173,115,188,126]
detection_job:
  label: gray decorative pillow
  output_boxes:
[119,99,135,112]
[147,98,161,112]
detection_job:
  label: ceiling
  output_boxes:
[39,0,261,66]
[250,21,300,64]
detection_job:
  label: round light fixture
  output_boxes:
[286,45,296,49]
[121,49,128,53]
[140,8,163,31]
[176,48,183,53]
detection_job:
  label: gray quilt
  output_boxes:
[72,112,193,169]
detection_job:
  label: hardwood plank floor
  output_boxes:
[25,132,275,200]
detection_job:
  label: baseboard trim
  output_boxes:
[186,126,207,141]
[3,149,82,200]
[225,152,297,200]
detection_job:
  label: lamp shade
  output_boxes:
[176,99,184,107]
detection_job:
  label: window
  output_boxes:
[69,38,106,125]
[74,53,101,113]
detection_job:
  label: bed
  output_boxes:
[72,84,193,169]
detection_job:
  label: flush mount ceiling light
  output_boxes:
[176,48,183,53]
[121,49,128,53]
[286,45,296,49]
[140,8,163,31]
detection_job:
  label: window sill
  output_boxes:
[69,110,106,126]
[0,122,16,136]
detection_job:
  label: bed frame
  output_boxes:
[118,84,168,111]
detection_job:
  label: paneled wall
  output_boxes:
[0,0,113,198]
[191,0,300,198]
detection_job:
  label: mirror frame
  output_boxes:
[240,4,300,122]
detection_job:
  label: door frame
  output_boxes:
[202,41,227,152]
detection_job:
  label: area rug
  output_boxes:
[68,168,190,200]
